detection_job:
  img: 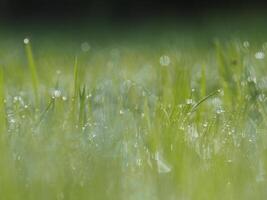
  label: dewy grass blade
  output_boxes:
[24,38,39,104]
[36,98,55,126]
[79,85,86,128]
[190,89,220,113]
[73,56,79,101]
[201,63,206,98]
[70,56,80,123]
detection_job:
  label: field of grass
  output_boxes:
[1,22,267,199]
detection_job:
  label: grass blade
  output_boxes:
[24,38,39,104]
[190,89,220,113]
[73,56,79,100]
[200,63,206,98]
[79,85,86,128]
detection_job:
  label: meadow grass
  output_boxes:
[0,24,267,199]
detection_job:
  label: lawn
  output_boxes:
[0,21,267,199]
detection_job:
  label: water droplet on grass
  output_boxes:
[10,118,16,124]
[216,107,225,114]
[217,89,224,96]
[52,89,62,98]
[159,55,171,66]
[186,99,193,105]
[23,38,29,44]
[203,122,208,128]
[255,51,265,59]
[62,96,67,101]
[86,93,92,99]
[13,96,24,105]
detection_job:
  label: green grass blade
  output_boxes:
[73,56,79,100]
[70,56,80,124]
[190,89,220,113]
[79,85,86,128]
[36,98,55,126]
[200,63,206,98]
[24,38,39,104]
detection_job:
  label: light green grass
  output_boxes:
[24,39,39,104]
[0,25,267,200]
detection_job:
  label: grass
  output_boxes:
[1,22,267,199]
[24,38,39,104]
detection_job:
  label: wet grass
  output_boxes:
[1,24,267,199]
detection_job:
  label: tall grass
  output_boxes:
[1,28,267,200]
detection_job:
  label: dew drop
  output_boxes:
[62,96,67,101]
[52,89,62,98]
[86,93,92,99]
[216,107,225,114]
[159,55,171,66]
[23,38,29,44]
[186,99,193,105]
[227,159,233,163]
[217,89,224,96]
[203,122,208,128]
[255,51,265,60]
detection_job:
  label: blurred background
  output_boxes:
[0,0,267,23]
